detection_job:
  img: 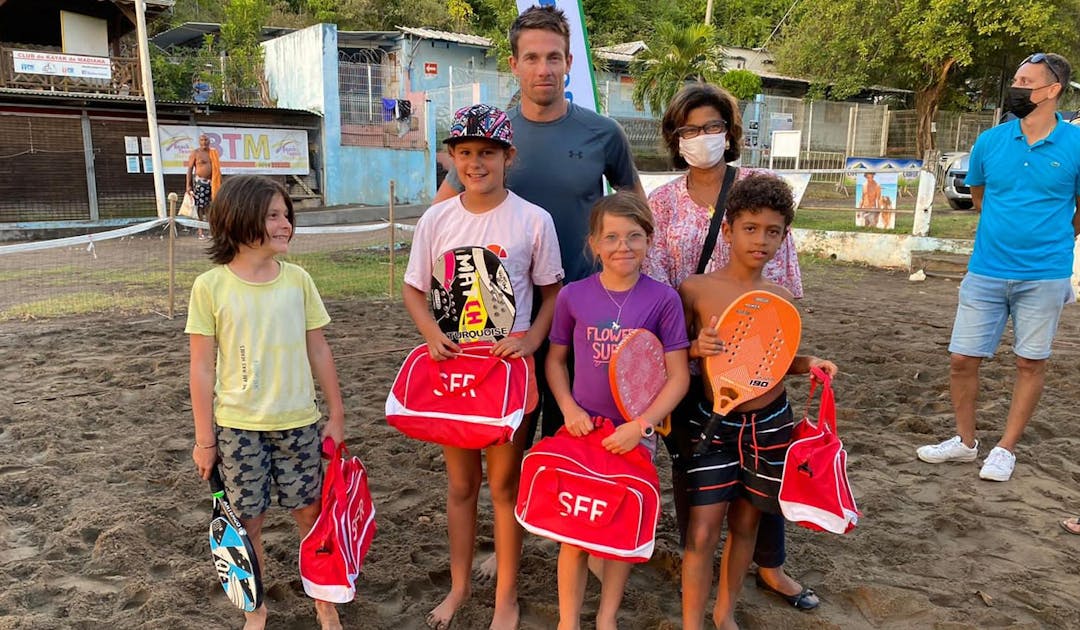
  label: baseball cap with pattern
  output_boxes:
[444,104,513,147]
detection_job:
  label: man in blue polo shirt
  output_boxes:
[918,53,1080,481]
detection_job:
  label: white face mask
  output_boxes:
[679,133,728,169]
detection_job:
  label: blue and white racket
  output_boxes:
[208,467,263,612]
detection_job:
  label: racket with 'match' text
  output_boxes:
[430,246,516,344]
[694,290,802,456]
[609,328,672,436]
[208,466,263,612]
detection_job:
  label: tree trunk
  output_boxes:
[914,58,957,156]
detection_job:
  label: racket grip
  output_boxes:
[693,415,724,456]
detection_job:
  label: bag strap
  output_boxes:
[695,166,739,275]
[802,366,837,434]
[585,417,654,469]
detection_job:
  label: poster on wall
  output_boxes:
[126,156,141,174]
[11,50,111,79]
[854,172,899,229]
[158,125,309,175]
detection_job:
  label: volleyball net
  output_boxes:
[0,217,415,321]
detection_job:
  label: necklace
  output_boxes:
[601,276,639,331]
[686,171,724,216]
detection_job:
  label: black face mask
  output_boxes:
[1005,87,1037,119]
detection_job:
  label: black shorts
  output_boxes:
[685,392,793,514]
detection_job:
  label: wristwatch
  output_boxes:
[636,417,656,438]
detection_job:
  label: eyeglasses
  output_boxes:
[1022,53,1062,85]
[675,120,727,139]
[598,232,648,249]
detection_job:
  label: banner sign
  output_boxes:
[158,125,309,175]
[12,50,111,80]
[515,0,598,112]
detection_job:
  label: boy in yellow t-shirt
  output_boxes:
[186,175,346,630]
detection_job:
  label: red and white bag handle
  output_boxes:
[801,366,837,435]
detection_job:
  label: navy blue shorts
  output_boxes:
[685,393,794,514]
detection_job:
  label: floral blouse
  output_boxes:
[643,169,804,298]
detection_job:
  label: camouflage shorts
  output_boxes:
[216,423,322,519]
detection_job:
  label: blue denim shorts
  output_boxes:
[948,272,1074,360]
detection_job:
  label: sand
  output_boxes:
[2,260,1079,630]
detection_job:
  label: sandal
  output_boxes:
[755,572,820,610]
[1060,517,1080,535]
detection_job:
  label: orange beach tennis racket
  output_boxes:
[694,290,801,456]
[609,329,672,436]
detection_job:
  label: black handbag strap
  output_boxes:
[695,166,739,275]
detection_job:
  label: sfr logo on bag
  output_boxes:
[433,372,477,397]
[558,492,608,521]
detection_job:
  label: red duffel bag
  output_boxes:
[779,367,860,534]
[515,419,660,563]
[299,439,376,603]
[385,341,528,449]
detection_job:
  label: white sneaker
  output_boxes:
[916,436,979,463]
[979,446,1016,482]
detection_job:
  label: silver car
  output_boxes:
[942,152,973,210]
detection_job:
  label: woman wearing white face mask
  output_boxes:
[643,83,802,295]
[643,83,817,613]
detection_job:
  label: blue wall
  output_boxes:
[405,40,494,93]
[264,24,436,207]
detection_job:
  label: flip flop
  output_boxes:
[755,572,820,610]
[1060,517,1080,535]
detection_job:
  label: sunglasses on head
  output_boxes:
[1022,53,1062,84]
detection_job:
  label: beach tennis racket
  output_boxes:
[694,290,802,456]
[609,328,672,436]
[430,246,516,343]
[208,467,263,612]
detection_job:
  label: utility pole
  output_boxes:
[705,0,714,25]
[134,0,166,218]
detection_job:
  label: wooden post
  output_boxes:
[388,180,396,299]
[167,192,178,318]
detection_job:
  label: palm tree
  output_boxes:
[631,22,724,116]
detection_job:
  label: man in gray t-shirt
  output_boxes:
[433,6,644,448]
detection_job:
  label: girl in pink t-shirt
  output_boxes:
[402,104,564,630]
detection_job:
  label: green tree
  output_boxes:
[631,22,724,116]
[219,0,273,105]
[719,68,761,99]
[773,0,1080,154]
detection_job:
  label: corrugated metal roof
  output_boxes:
[397,27,491,48]
[0,87,323,112]
[0,87,144,102]
[595,41,647,57]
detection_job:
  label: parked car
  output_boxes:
[942,153,973,210]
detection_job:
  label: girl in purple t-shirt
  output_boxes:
[546,191,690,630]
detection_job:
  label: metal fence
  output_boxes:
[427,66,999,163]
[338,58,427,149]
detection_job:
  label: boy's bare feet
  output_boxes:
[315,600,343,630]
[242,605,268,630]
[489,599,519,630]
[473,553,498,584]
[427,588,469,630]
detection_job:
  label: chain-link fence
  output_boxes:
[0,215,415,321]
[338,58,427,149]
